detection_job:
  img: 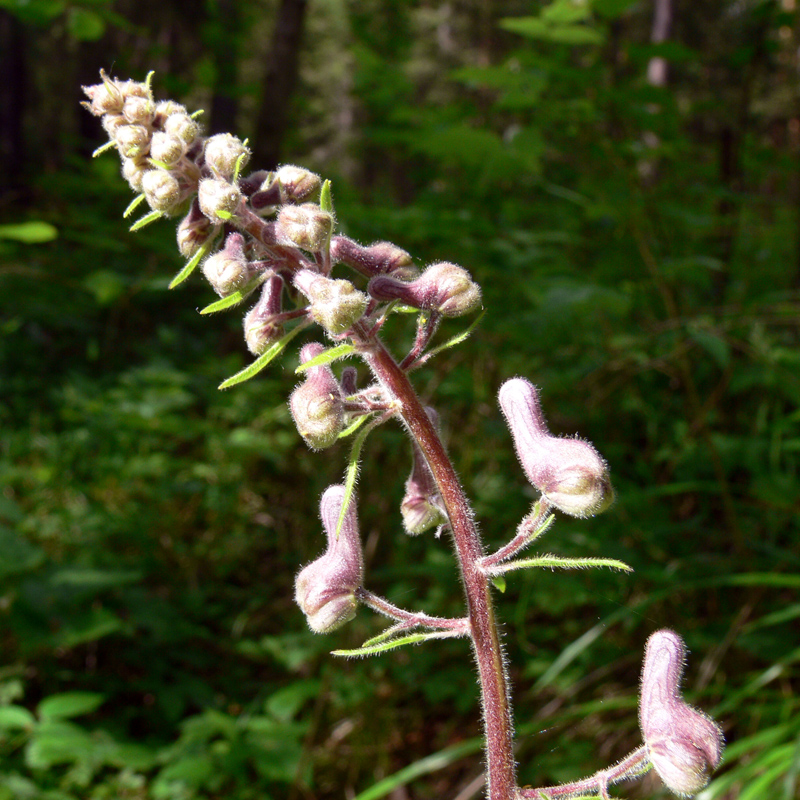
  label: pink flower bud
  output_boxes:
[121,158,148,193]
[198,178,242,222]
[153,100,187,127]
[201,233,252,296]
[82,72,148,117]
[330,236,416,279]
[150,131,186,166]
[275,203,334,252]
[295,484,364,633]
[141,169,181,214]
[204,133,250,180]
[114,124,150,158]
[243,276,285,355]
[164,112,200,145]
[275,164,321,203]
[122,95,154,126]
[293,269,367,336]
[368,262,481,317]
[400,408,446,535]
[289,343,345,449]
[640,630,724,796]
[497,378,613,517]
[176,201,215,258]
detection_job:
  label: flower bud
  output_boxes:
[141,169,181,214]
[101,113,128,138]
[339,366,358,397]
[114,124,150,158]
[275,203,334,252]
[293,269,367,336]
[198,178,242,222]
[243,275,285,355]
[201,232,252,296]
[289,343,345,449]
[497,378,613,517]
[368,262,481,317]
[150,131,186,166]
[400,408,447,535]
[82,72,149,117]
[121,158,148,193]
[275,164,321,203]
[164,112,200,145]
[122,95,154,126]
[204,133,250,180]
[640,630,724,796]
[153,100,187,128]
[177,200,215,258]
[295,484,364,633]
[330,236,415,278]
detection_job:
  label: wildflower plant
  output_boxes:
[83,71,725,800]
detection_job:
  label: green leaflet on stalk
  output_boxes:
[129,210,164,232]
[168,238,215,290]
[232,143,249,183]
[337,415,371,440]
[295,343,355,373]
[361,624,407,649]
[148,158,171,170]
[524,506,556,544]
[332,630,462,658]
[200,275,266,315]
[491,575,507,593]
[422,310,485,362]
[489,555,632,576]
[92,141,116,158]
[336,420,377,538]
[123,194,147,218]
[319,179,333,213]
[215,210,232,220]
[218,323,309,390]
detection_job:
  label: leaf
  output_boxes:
[0,706,36,730]
[422,310,485,362]
[319,179,333,213]
[295,343,355,373]
[66,7,105,40]
[37,692,105,721]
[491,575,507,593]
[123,193,146,218]
[168,237,215,289]
[24,721,94,768]
[490,555,632,575]
[0,221,58,243]
[500,17,604,45]
[92,140,116,158]
[332,630,462,658]
[199,275,265,314]
[337,418,382,538]
[129,209,163,231]
[218,323,309,390]
[338,415,371,440]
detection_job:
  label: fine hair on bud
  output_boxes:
[275,203,334,252]
[243,275,284,355]
[401,407,447,535]
[204,133,250,180]
[293,269,367,336]
[498,377,613,517]
[639,630,724,796]
[330,236,417,279]
[294,484,364,633]
[198,178,242,223]
[201,232,253,296]
[275,164,322,203]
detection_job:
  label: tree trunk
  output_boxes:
[0,10,27,200]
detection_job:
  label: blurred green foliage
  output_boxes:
[2,0,799,798]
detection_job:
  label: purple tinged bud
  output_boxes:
[275,203,334,252]
[330,236,416,279]
[295,484,364,633]
[101,114,128,138]
[141,169,181,214]
[289,343,345,449]
[204,133,250,180]
[368,262,481,317]
[275,164,322,203]
[640,630,724,796]
[114,124,150,158]
[121,158,148,193]
[198,178,242,222]
[177,200,215,258]
[293,269,367,336]
[164,112,200,145]
[201,232,253,296]
[243,275,285,355]
[339,366,358,397]
[401,407,447,535]
[153,100,187,127]
[497,378,613,517]
[82,72,148,117]
[122,95,154,126]
[150,131,186,166]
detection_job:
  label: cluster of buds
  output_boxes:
[295,485,364,633]
[640,630,724,795]
[498,377,613,517]
[293,269,368,336]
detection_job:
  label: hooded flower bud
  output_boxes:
[339,366,358,397]
[164,112,200,145]
[640,630,724,796]
[141,169,181,214]
[275,164,322,203]
[150,131,186,166]
[293,269,367,336]
[243,275,285,355]
[289,343,345,449]
[497,378,613,517]
[114,124,150,158]
[121,158,149,193]
[198,178,242,222]
[153,100,187,128]
[122,94,154,126]
[82,72,149,117]
[368,262,481,317]
[204,133,250,180]
[295,484,364,633]
[400,408,447,535]
[101,113,128,138]
[330,236,416,278]
[201,232,252,296]
[275,203,334,252]
[177,200,215,257]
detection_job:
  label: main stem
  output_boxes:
[359,332,516,800]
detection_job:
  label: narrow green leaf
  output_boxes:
[144,71,155,92]
[215,209,232,220]
[423,310,485,361]
[0,221,58,243]
[37,692,105,721]
[295,343,355,373]
[199,276,265,315]
[338,415,371,440]
[492,555,632,575]
[524,507,556,544]
[332,630,461,658]
[123,193,146,218]
[191,109,204,119]
[218,323,308,390]
[92,140,116,158]
[148,158,171,170]
[129,210,163,232]
[232,146,249,183]
[319,179,333,213]
[168,238,215,290]
[491,575,507,593]
[0,706,36,730]
[336,422,376,538]
[361,624,406,649]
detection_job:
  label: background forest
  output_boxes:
[1,0,799,798]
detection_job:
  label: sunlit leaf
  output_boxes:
[332,630,462,658]
[295,342,355,373]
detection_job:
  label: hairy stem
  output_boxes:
[356,328,516,800]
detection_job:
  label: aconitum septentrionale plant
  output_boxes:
[83,71,725,800]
